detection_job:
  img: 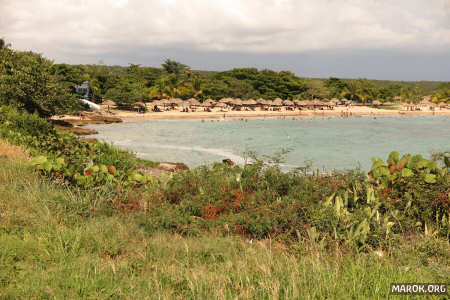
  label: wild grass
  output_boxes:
[0,139,28,161]
[0,158,448,299]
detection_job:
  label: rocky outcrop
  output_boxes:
[54,125,98,136]
[222,158,236,166]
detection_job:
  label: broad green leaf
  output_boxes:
[424,174,436,184]
[401,168,413,177]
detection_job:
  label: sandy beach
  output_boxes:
[82,105,450,122]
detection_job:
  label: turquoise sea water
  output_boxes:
[86,116,450,171]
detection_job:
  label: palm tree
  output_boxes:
[191,76,203,98]
[341,80,360,102]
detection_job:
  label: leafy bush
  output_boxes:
[141,151,449,251]
[0,48,81,117]
[369,151,449,236]
[0,106,154,188]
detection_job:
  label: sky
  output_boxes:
[1,0,450,81]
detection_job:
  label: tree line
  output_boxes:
[1,38,449,117]
[49,60,450,105]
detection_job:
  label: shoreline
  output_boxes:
[54,106,450,124]
[116,108,450,122]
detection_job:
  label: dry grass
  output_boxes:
[0,139,29,160]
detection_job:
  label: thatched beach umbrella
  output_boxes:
[188,98,201,106]
[231,98,243,106]
[133,102,146,108]
[330,98,340,105]
[219,98,229,104]
[340,98,349,105]
[102,100,116,112]
[384,101,393,106]
[325,100,336,109]
[438,103,447,109]
[372,100,382,106]
[159,99,170,107]
[256,98,266,105]
[215,102,226,108]
[179,100,189,107]
[419,98,433,107]
[422,95,432,102]
[133,102,146,112]
[272,98,283,106]
[320,100,329,107]
[243,99,257,106]
[102,100,116,106]
[169,98,184,106]
[203,99,216,107]
[283,100,294,106]
[297,100,308,106]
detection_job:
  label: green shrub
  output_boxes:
[0,106,155,189]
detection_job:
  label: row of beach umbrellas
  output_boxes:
[403,99,447,108]
[102,98,448,109]
[101,98,349,108]
[145,98,348,108]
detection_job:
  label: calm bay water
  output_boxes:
[86,116,450,171]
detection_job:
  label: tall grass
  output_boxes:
[0,158,448,299]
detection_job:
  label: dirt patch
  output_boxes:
[158,162,189,172]
[0,140,29,161]
[139,162,189,178]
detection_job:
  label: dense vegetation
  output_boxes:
[0,106,155,188]
[0,39,449,298]
[52,61,450,105]
[0,45,81,117]
[0,158,448,298]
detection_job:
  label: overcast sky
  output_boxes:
[1,0,450,81]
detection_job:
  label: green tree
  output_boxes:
[305,79,330,99]
[432,83,450,103]
[0,48,81,117]
[162,59,190,75]
[324,77,346,98]
[104,78,149,104]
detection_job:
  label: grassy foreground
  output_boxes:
[0,158,448,299]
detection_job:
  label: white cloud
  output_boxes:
[1,0,449,57]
